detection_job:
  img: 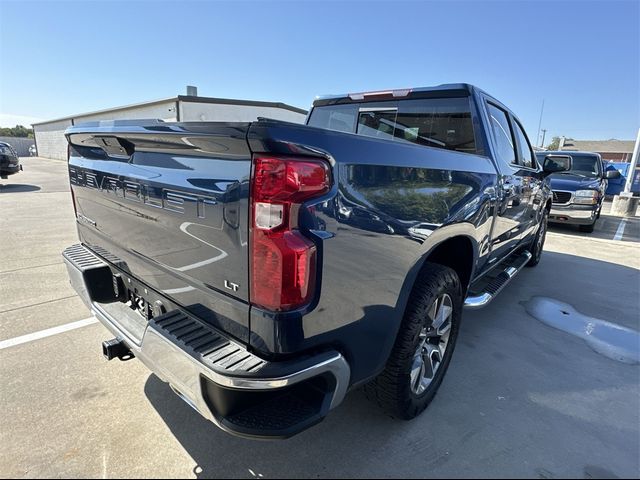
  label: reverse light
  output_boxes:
[255,202,284,229]
[574,190,599,205]
[250,155,331,311]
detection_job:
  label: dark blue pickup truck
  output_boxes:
[535,151,621,232]
[62,84,570,439]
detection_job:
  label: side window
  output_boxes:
[513,120,535,168]
[486,103,516,166]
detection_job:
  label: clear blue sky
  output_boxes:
[1,0,638,145]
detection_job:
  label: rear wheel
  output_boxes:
[579,221,596,233]
[364,263,462,419]
[527,209,549,267]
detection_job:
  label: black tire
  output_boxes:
[364,263,462,419]
[526,209,549,267]
[579,221,596,233]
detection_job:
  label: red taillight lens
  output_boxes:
[253,156,331,204]
[250,155,330,311]
[252,230,317,310]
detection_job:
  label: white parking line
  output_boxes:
[0,316,98,350]
[613,218,628,241]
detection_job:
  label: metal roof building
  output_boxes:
[32,89,307,160]
[559,137,635,162]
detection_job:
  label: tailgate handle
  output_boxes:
[94,136,134,159]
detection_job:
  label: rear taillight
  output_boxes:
[250,155,330,311]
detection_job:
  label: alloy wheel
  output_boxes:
[410,293,453,395]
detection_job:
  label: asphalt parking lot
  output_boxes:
[1,157,639,479]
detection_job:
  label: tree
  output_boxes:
[546,136,561,150]
[0,125,34,138]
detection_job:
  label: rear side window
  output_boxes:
[512,120,535,168]
[308,97,477,154]
[486,103,516,166]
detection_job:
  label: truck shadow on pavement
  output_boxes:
[0,183,41,193]
[143,251,639,479]
[144,375,404,478]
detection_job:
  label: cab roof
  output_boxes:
[313,83,476,107]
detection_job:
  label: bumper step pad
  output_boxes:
[152,310,267,374]
[63,244,118,303]
[152,309,332,437]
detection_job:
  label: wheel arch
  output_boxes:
[393,224,480,332]
[351,224,480,389]
[421,236,476,295]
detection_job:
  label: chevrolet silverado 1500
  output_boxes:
[63,84,570,439]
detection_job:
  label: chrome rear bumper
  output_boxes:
[63,243,350,439]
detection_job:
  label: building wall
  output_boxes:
[600,152,631,162]
[76,100,177,124]
[33,100,177,161]
[33,119,73,160]
[179,101,306,123]
[34,99,306,161]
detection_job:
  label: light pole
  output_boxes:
[611,127,640,217]
[540,129,547,149]
[536,99,545,147]
[623,127,640,194]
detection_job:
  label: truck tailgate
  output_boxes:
[66,121,252,342]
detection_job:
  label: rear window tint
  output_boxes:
[357,109,397,141]
[308,97,476,154]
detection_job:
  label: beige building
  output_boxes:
[33,93,307,161]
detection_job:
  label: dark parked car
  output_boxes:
[535,151,620,232]
[0,141,22,179]
[63,84,569,439]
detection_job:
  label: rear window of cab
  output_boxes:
[307,97,477,155]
